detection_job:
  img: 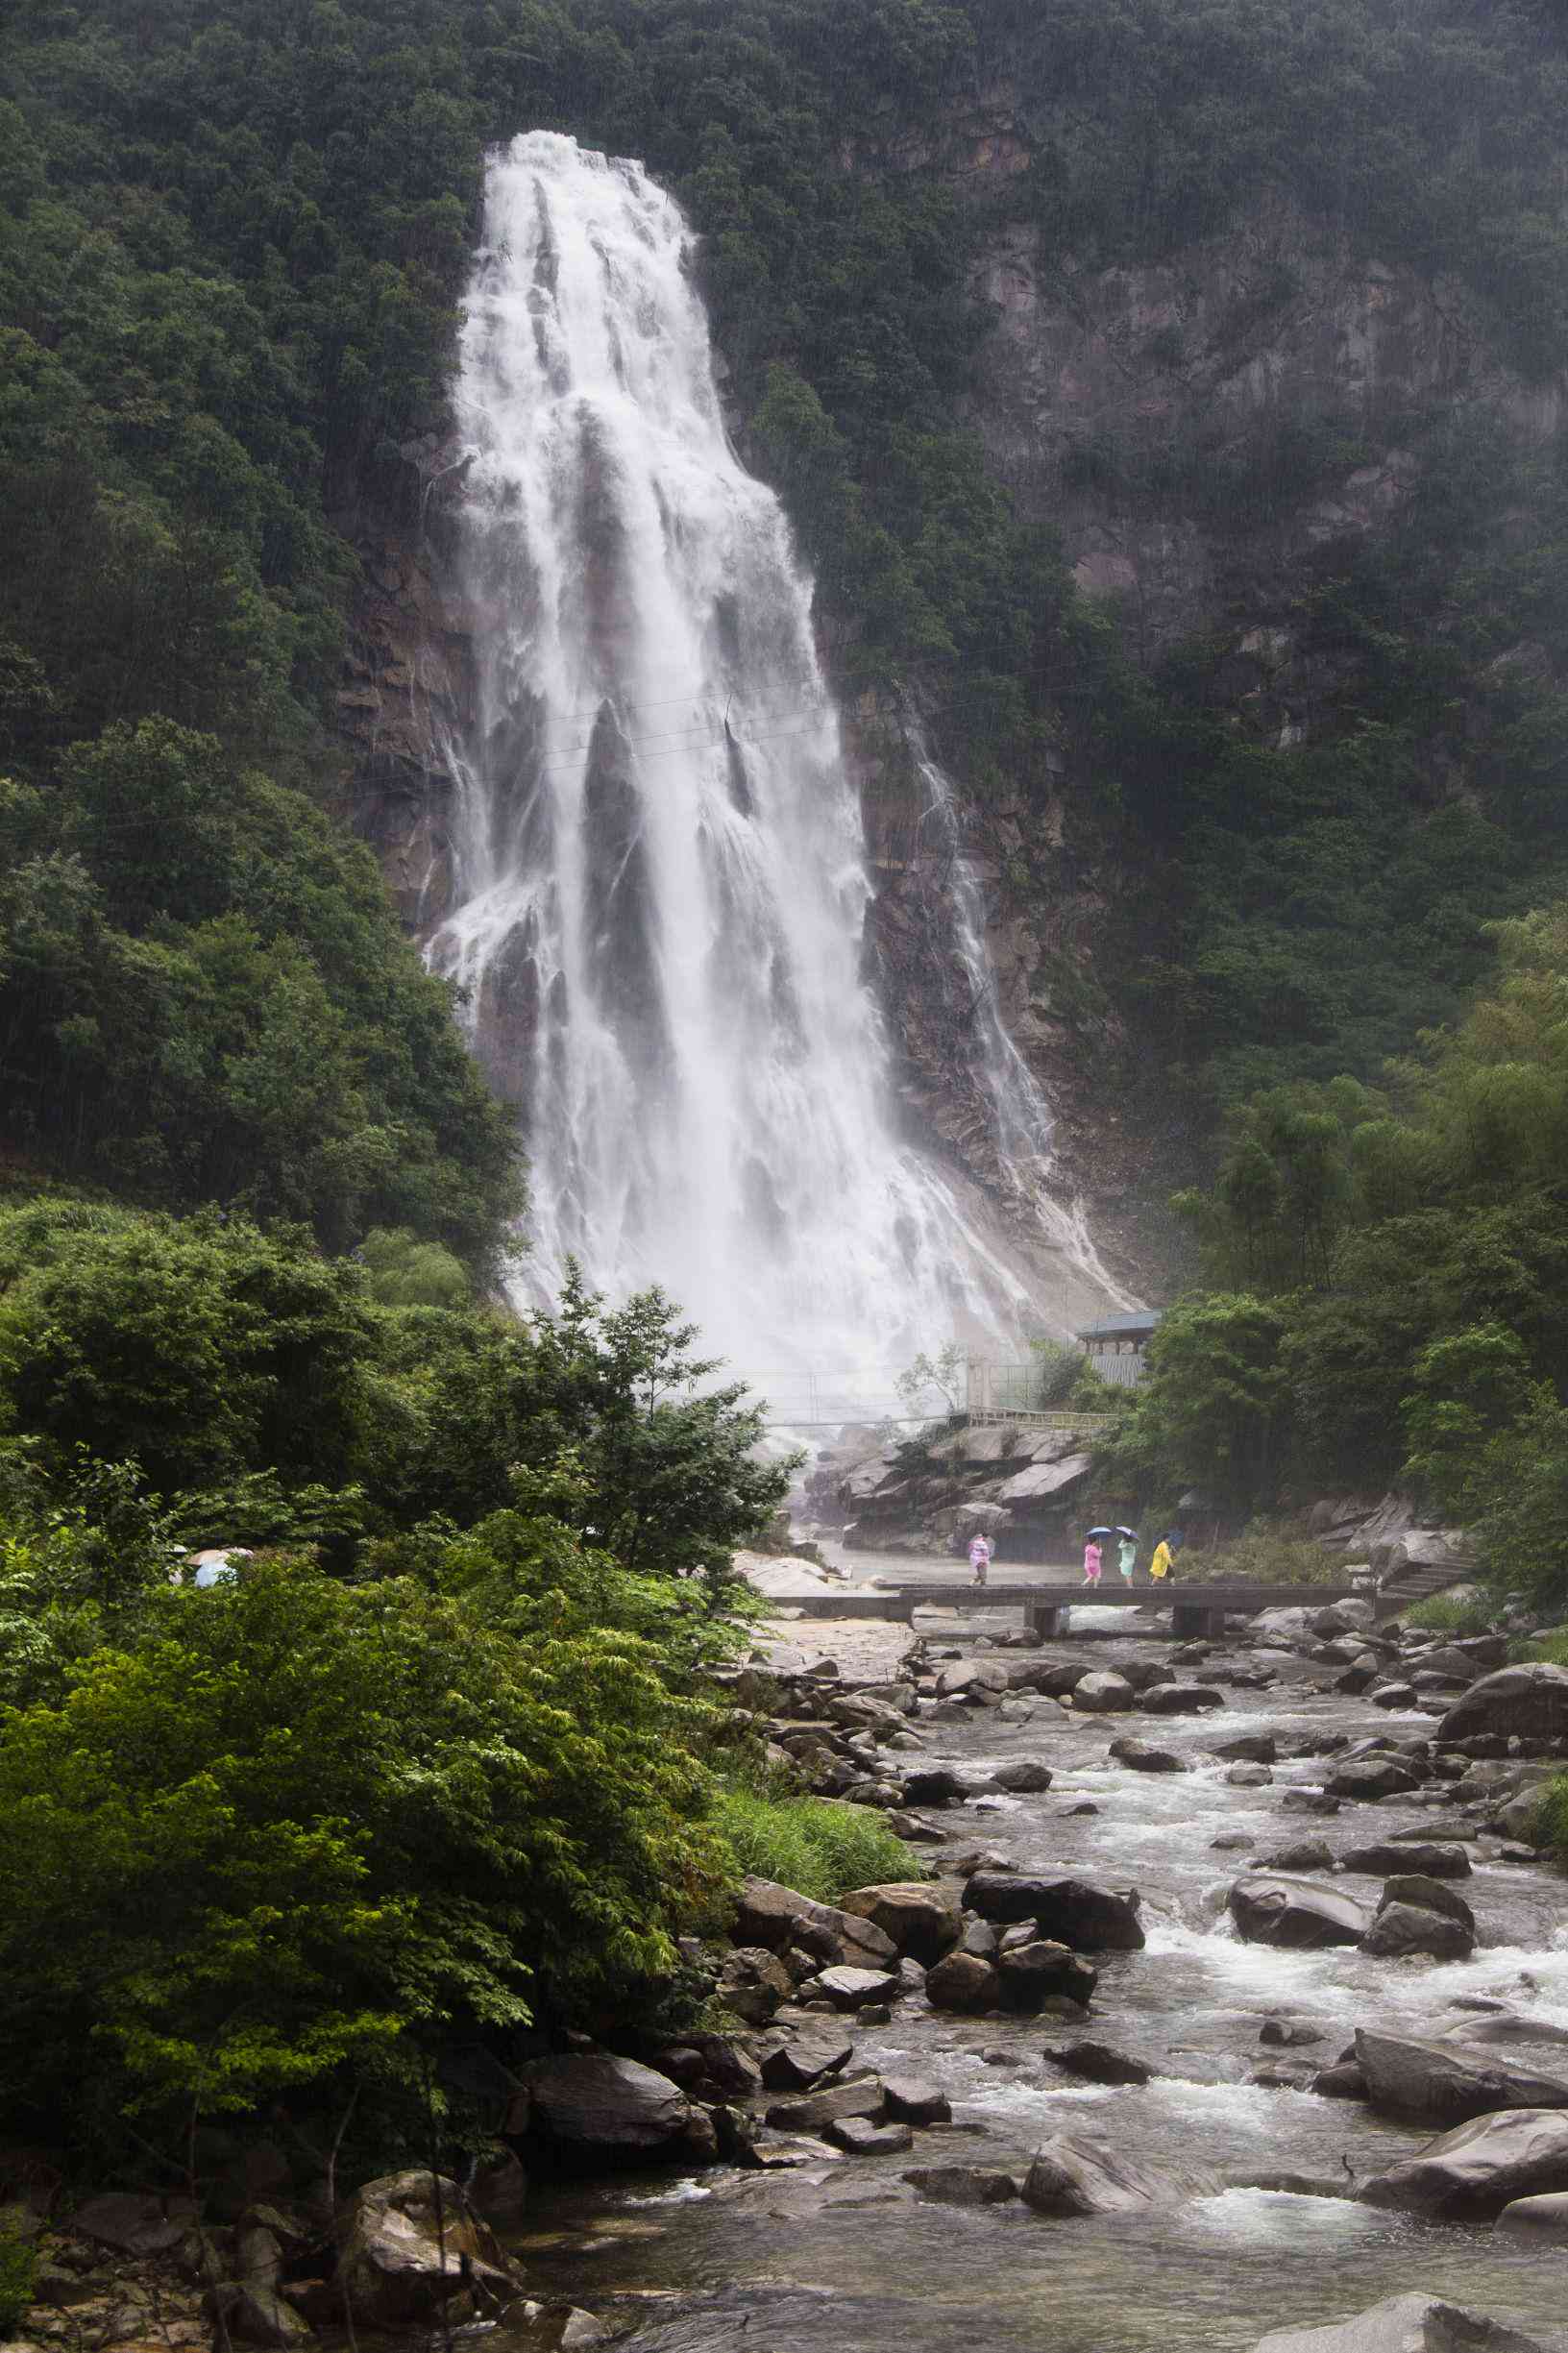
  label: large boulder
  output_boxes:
[334,2172,519,2326]
[764,2076,886,2133]
[1376,1876,1475,1934]
[1359,2107,1568,2218]
[757,2033,854,2092]
[1360,1901,1475,1962]
[732,1875,821,1949]
[964,1871,1143,1950]
[1110,1737,1188,1774]
[1408,1645,1482,1683]
[1043,2042,1154,2086]
[71,2194,187,2258]
[838,1881,962,1965]
[880,2076,951,2125]
[935,1658,1010,1700]
[826,2116,913,2155]
[1074,1670,1136,1712]
[900,1767,968,1806]
[1338,1842,1471,1880]
[1229,1875,1369,1950]
[1249,2293,1545,2351]
[522,2055,704,2165]
[903,2167,1019,2206]
[924,1950,1000,2014]
[1439,1664,1568,1746]
[1213,1732,1279,1763]
[997,1939,1097,2010]
[716,1946,794,2024]
[1353,2030,1568,2126]
[1019,2135,1177,2217]
[1142,1683,1226,1714]
[811,1963,901,2009]
[1310,1602,1377,1638]
[1324,1758,1421,1802]
[1252,1606,1315,1642]
[1497,2190,1568,2243]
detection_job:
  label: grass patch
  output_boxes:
[1403,1590,1496,1635]
[0,2212,37,2338]
[714,1781,922,1903]
[1531,1774,1568,1859]
[1198,1527,1346,1586]
[1522,1630,1568,1667]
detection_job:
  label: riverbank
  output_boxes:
[508,1607,1568,2353]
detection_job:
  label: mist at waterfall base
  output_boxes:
[429,134,1132,1415]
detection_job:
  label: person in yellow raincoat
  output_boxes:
[1148,1533,1174,1582]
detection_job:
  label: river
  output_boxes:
[498,1610,1568,2351]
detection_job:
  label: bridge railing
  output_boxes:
[967,1406,1116,1435]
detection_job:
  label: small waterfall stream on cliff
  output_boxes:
[910,734,1139,1313]
[429,134,1123,1394]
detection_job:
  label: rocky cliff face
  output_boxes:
[330,442,475,933]
[331,109,1558,1299]
[967,193,1560,662]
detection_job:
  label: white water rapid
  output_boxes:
[429,133,1127,1400]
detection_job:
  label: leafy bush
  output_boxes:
[0,1556,723,2137]
[0,1202,371,1494]
[356,1228,473,1310]
[713,1782,920,1904]
[1403,1590,1496,1636]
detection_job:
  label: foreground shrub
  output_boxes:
[713,1783,920,1904]
[0,1556,723,2138]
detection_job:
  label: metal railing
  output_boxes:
[967,1406,1116,1434]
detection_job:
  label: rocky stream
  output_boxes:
[510,1603,1568,2353]
[20,1605,1568,2353]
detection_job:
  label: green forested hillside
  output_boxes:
[6,0,1568,1203]
[1110,904,1568,1606]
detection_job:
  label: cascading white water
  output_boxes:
[429,132,1126,1400]
[909,735,1141,1316]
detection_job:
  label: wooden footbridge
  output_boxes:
[784,1581,1360,1640]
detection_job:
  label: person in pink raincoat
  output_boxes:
[1083,1535,1103,1585]
[968,1531,993,1586]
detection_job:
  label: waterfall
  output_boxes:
[909,736,1141,1317]
[429,133,1126,1406]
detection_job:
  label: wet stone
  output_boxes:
[763,2075,885,2132]
[825,2116,913,2155]
[902,2167,1019,2206]
[756,2034,855,2092]
[811,1965,901,2009]
[1043,2040,1154,2085]
[881,2075,952,2125]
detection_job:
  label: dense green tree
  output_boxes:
[1105,1290,1288,1509]
[0,1201,372,1493]
[521,1272,795,1584]
[0,1556,722,2136]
